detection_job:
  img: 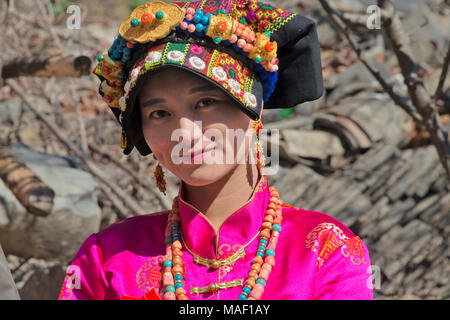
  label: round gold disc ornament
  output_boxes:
[118,1,185,44]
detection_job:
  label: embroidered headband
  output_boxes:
[92,0,323,156]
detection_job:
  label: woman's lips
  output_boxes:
[183,146,214,163]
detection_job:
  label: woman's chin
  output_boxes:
[175,162,236,187]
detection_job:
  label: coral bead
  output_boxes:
[264,215,274,223]
[245,278,256,287]
[163,272,174,286]
[251,263,261,273]
[141,13,153,24]
[270,196,279,203]
[163,291,176,300]
[249,283,264,299]
[237,39,246,48]
[173,256,183,266]
[172,240,182,249]
[187,24,196,32]
[265,41,276,52]
[176,287,186,296]
[252,255,263,265]
[180,21,188,29]
[243,43,254,52]
[260,229,270,238]
[266,208,276,217]
[262,222,272,229]
[186,7,195,15]
[230,34,238,43]
[271,65,279,72]
[185,13,193,21]
[217,21,227,31]
[173,266,183,274]
[265,255,276,267]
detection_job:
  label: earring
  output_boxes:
[253,120,265,169]
[120,128,127,149]
[153,155,167,195]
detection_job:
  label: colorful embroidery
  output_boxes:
[58,274,73,300]
[218,243,243,278]
[305,223,366,270]
[136,256,164,293]
[342,236,367,267]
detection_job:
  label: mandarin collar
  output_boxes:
[177,173,270,260]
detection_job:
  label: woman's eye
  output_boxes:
[149,110,170,119]
[197,98,217,109]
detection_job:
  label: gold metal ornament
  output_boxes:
[249,32,277,62]
[100,80,123,108]
[120,129,127,149]
[205,13,236,41]
[118,1,185,43]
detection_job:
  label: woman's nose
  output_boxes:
[178,117,203,149]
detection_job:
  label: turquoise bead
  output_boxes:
[174,274,183,281]
[238,294,248,300]
[201,15,209,25]
[243,287,251,294]
[175,282,183,289]
[260,238,268,245]
[256,251,264,257]
[155,11,164,20]
[131,19,139,27]
[193,14,202,23]
[255,57,262,63]
[256,278,266,286]
[196,23,205,32]
[219,9,227,14]
[97,55,102,61]
[258,245,266,251]
[265,31,271,37]
[196,9,204,16]
[265,249,275,256]
[272,224,282,232]
[166,285,175,293]
[213,37,222,44]
[164,260,173,268]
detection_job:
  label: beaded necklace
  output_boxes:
[160,186,283,300]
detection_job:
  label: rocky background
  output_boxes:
[0,0,448,299]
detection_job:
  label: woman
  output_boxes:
[59,0,373,300]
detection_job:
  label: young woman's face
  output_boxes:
[138,67,257,187]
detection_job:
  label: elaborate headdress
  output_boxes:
[93,0,323,155]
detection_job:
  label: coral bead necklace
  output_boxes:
[160,186,283,300]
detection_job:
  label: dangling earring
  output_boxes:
[253,120,265,169]
[153,155,167,195]
[120,128,127,149]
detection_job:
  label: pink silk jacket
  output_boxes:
[58,174,373,300]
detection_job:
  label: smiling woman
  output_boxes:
[59,0,373,301]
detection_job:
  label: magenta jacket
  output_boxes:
[59,174,373,300]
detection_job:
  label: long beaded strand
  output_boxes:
[161,186,282,300]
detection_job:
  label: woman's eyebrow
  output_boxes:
[189,84,220,94]
[141,97,165,109]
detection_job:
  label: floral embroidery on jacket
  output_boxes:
[136,255,164,293]
[218,243,243,278]
[305,223,366,270]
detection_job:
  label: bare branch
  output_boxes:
[434,42,450,102]
[6,78,147,217]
